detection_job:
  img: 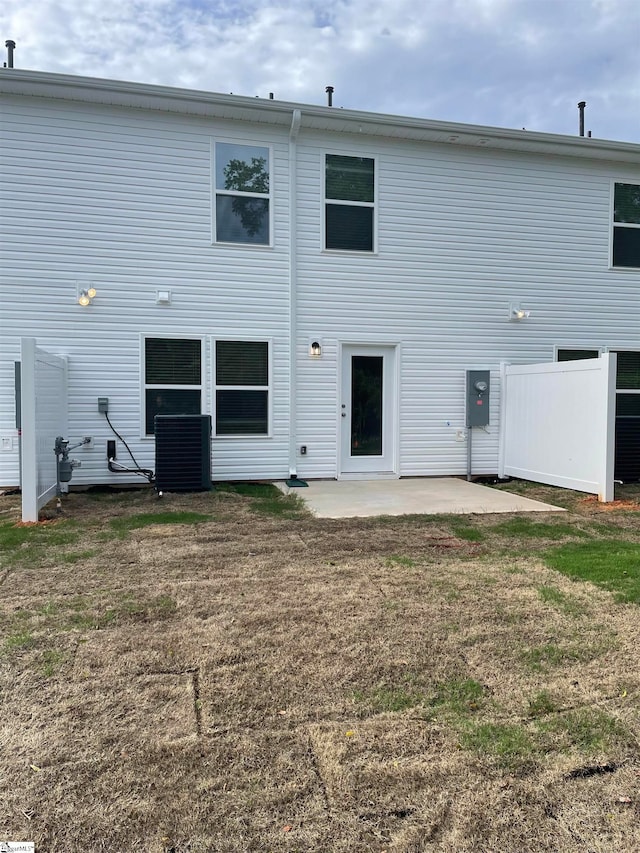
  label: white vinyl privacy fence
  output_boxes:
[499,354,617,502]
[21,338,68,522]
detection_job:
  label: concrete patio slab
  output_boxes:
[276,478,564,518]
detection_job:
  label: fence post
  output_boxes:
[600,352,616,502]
[497,361,509,480]
[20,337,38,522]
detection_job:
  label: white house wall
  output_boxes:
[1,83,639,487]
[1,95,292,484]
[294,131,640,478]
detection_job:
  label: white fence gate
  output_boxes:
[21,338,68,522]
[499,354,617,502]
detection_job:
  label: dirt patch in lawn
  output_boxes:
[578,496,640,513]
[1,483,640,852]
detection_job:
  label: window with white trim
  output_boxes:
[612,183,640,268]
[612,351,640,481]
[144,338,202,435]
[615,351,640,391]
[556,348,599,362]
[215,142,270,245]
[325,154,375,251]
[215,340,270,435]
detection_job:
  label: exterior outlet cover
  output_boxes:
[1,436,12,451]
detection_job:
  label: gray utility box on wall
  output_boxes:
[154,414,212,492]
[466,370,490,428]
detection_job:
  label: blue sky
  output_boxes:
[1,0,639,141]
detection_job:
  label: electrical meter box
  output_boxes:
[466,370,490,428]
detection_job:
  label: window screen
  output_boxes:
[215,341,269,435]
[325,155,375,251]
[615,351,640,390]
[144,338,202,435]
[557,349,599,362]
[613,183,640,268]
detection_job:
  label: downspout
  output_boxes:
[288,109,302,478]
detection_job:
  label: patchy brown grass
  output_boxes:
[489,478,640,517]
[1,482,639,852]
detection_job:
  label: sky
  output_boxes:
[1,0,639,142]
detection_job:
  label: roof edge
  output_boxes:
[1,68,638,162]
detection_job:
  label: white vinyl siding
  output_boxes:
[0,96,291,484]
[294,134,640,479]
[1,82,639,488]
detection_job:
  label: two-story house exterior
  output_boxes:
[1,69,639,488]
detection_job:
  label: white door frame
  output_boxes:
[338,342,399,479]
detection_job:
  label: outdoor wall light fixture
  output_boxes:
[509,303,531,321]
[77,285,97,306]
[309,340,322,358]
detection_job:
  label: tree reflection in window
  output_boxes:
[224,156,269,238]
[215,142,270,245]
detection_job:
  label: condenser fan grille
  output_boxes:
[154,415,212,491]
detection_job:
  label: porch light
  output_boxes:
[509,303,530,321]
[309,340,322,358]
[77,285,97,306]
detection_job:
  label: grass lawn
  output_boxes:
[1,481,639,852]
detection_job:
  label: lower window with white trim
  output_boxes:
[215,340,270,436]
[612,351,640,481]
[556,348,599,362]
[144,337,202,435]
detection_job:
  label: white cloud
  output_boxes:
[1,0,638,140]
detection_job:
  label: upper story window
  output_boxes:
[612,183,640,268]
[325,154,375,251]
[144,338,202,435]
[215,142,270,245]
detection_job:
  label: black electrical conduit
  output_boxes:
[102,412,154,483]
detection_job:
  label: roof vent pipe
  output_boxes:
[578,100,586,137]
[4,39,16,69]
[326,85,334,107]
